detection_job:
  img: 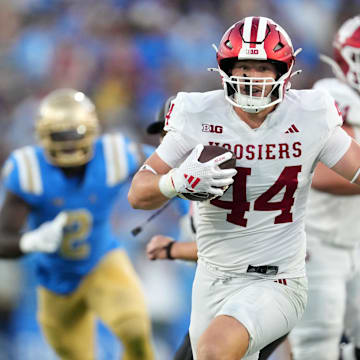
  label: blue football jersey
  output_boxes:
[3,133,154,294]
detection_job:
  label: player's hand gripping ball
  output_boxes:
[178,145,236,201]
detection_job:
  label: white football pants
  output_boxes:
[190,260,307,359]
[290,237,360,360]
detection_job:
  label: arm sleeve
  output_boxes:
[318,126,352,168]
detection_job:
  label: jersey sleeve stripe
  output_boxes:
[103,134,129,186]
[24,147,43,195]
[13,147,43,195]
[13,149,30,193]
[113,134,129,183]
[110,134,122,184]
[128,142,145,169]
[103,134,116,186]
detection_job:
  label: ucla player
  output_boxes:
[129,16,360,360]
[0,89,155,360]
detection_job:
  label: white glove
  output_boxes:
[19,212,68,253]
[159,144,237,198]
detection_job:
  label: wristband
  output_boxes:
[158,170,177,199]
[165,241,175,260]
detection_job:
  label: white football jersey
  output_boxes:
[157,89,351,278]
[306,78,360,248]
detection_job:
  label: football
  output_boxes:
[178,145,236,201]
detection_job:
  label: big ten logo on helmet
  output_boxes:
[202,124,223,134]
[208,141,302,160]
[246,49,259,55]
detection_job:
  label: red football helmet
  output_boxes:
[210,17,301,113]
[333,16,360,91]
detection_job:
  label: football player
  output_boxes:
[289,16,360,360]
[146,100,290,359]
[0,89,155,360]
[128,16,360,360]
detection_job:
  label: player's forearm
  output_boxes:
[171,241,198,262]
[311,181,360,195]
[313,141,360,195]
[128,171,170,210]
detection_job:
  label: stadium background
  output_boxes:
[0,0,357,359]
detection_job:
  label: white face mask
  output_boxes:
[211,65,295,113]
[229,75,280,113]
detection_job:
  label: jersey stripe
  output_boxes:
[24,147,43,194]
[113,134,129,183]
[128,142,145,169]
[14,149,29,193]
[13,147,43,194]
[103,134,129,186]
[110,135,122,183]
[103,134,115,185]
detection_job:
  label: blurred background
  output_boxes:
[0,0,358,359]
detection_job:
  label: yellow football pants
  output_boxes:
[37,249,155,360]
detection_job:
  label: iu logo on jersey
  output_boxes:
[202,124,223,134]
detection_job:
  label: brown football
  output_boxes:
[178,145,236,201]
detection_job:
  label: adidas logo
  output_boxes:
[285,124,299,134]
[184,174,201,192]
